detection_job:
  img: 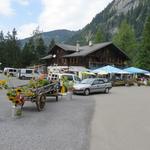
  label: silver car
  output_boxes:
[73,78,112,95]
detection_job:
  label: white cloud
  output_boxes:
[18,23,38,39]
[38,0,112,32]
[17,0,29,6]
[0,25,12,35]
[16,0,113,38]
[0,0,15,16]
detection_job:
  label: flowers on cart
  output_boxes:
[7,87,35,106]
[0,80,8,89]
[6,79,50,106]
[29,79,50,88]
[7,88,24,105]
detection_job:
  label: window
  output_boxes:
[26,70,33,74]
[34,70,38,74]
[93,80,99,85]
[98,80,104,84]
[75,76,81,81]
[72,58,74,64]
[76,58,78,64]
[74,58,76,64]
[9,69,13,72]
[62,75,73,81]
[51,74,59,80]
[109,57,111,62]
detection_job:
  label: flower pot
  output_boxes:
[11,105,22,118]
[67,91,73,100]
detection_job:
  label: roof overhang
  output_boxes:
[41,54,53,60]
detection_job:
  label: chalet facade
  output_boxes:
[42,42,129,69]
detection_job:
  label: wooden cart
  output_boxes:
[21,82,60,111]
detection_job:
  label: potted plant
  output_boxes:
[7,88,25,118]
[61,77,74,99]
[0,80,8,89]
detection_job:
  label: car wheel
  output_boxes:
[84,89,90,96]
[10,73,13,76]
[22,76,26,80]
[105,88,109,94]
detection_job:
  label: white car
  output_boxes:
[4,67,18,76]
[48,73,81,84]
[18,69,39,80]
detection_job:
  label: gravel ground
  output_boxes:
[90,86,150,150]
[0,74,95,150]
[3,73,150,150]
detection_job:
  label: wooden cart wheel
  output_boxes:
[36,94,46,111]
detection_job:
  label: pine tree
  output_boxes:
[94,28,104,43]
[21,42,35,67]
[27,38,37,64]
[0,31,4,42]
[0,31,5,68]
[36,37,46,58]
[4,29,21,67]
[48,38,55,52]
[32,27,46,61]
[136,16,150,70]
[113,20,137,64]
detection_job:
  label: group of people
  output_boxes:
[136,77,150,85]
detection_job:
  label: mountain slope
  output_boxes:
[67,0,150,45]
[20,29,76,47]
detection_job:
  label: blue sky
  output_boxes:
[0,0,112,39]
[0,0,41,30]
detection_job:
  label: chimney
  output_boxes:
[89,40,93,46]
[76,41,80,52]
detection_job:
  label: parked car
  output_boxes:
[3,67,18,76]
[48,73,81,84]
[73,78,112,95]
[17,69,39,80]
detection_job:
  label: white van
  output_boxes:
[48,73,81,83]
[4,67,18,76]
[18,69,39,80]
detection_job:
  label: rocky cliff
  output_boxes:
[67,0,150,44]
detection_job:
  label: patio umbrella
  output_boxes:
[92,65,129,74]
[145,73,150,76]
[123,67,149,74]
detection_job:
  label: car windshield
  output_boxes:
[61,75,73,81]
[81,79,94,84]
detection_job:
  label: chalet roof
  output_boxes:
[63,42,129,59]
[41,54,52,60]
[63,42,112,57]
[55,43,77,51]
[48,42,129,59]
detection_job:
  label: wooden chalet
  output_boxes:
[42,42,129,69]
